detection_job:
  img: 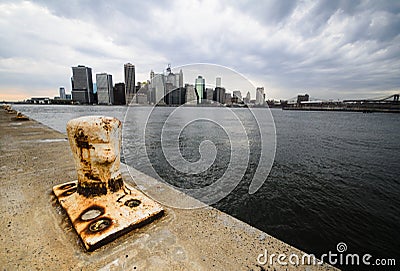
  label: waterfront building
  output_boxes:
[195,76,205,103]
[96,73,113,105]
[225,93,232,105]
[214,87,226,104]
[59,87,66,100]
[185,84,197,104]
[150,73,165,104]
[165,82,175,103]
[71,90,88,104]
[136,85,149,104]
[231,95,239,104]
[255,87,265,105]
[71,65,94,104]
[113,83,126,105]
[165,68,176,90]
[148,88,155,104]
[165,65,182,99]
[124,63,135,105]
[244,91,251,104]
[297,94,309,104]
[29,97,50,104]
[205,88,214,103]
[165,87,186,105]
[233,90,242,101]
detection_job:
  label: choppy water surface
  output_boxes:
[13,104,400,268]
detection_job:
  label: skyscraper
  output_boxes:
[59,87,66,100]
[179,69,183,88]
[205,88,214,103]
[256,87,265,105]
[165,66,177,90]
[244,91,251,104]
[216,77,221,88]
[214,86,226,104]
[71,65,94,104]
[151,73,165,104]
[165,87,186,105]
[195,75,205,103]
[124,63,135,105]
[96,73,113,105]
[185,84,197,104]
[113,83,126,105]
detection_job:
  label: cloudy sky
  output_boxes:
[0,0,399,101]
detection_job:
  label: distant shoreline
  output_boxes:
[1,101,270,109]
[4,101,400,113]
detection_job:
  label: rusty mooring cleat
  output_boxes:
[53,116,163,251]
[14,112,29,121]
[3,104,17,114]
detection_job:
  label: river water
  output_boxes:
[13,104,400,269]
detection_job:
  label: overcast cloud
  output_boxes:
[0,0,399,100]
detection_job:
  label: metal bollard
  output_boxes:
[53,116,163,251]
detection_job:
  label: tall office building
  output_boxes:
[96,73,113,105]
[113,83,126,105]
[179,69,183,88]
[165,66,183,101]
[244,91,251,104]
[124,63,135,105]
[59,87,66,99]
[165,67,176,90]
[256,87,265,105]
[185,84,197,104]
[165,87,186,105]
[205,88,214,103]
[195,75,205,103]
[151,73,165,104]
[214,87,226,104]
[216,77,222,88]
[71,65,94,104]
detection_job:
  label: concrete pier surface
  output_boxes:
[0,109,337,270]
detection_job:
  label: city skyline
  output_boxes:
[56,62,264,106]
[0,1,399,101]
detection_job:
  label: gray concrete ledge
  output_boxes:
[0,109,337,270]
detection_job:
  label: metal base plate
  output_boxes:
[53,181,163,251]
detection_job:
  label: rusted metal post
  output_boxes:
[67,116,124,197]
[53,116,163,251]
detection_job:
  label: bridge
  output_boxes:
[343,93,400,103]
[282,93,400,113]
[283,93,400,104]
